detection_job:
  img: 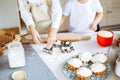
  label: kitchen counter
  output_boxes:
[31,31,120,80]
[0,31,120,80]
[0,44,57,80]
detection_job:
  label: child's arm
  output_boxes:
[60,14,67,25]
[90,12,103,31]
[93,12,103,25]
[61,0,71,26]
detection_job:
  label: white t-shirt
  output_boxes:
[63,0,103,33]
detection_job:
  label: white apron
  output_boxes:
[22,0,52,33]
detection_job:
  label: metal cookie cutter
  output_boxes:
[60,46,67,53]
[61,41,71,47]
[43,47,53,55]
[53,40,61,47]
[70,46,75,51]
[60,42,75,53]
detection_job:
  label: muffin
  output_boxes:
[76,67,92,79]
[67,58,83,70]
[78,51,92,65]
[91,53,107,63]
[91,63,106,75]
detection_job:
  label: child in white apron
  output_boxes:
[18,0,62,49]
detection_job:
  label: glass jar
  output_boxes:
[7,41,25,68]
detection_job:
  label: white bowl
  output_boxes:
[11,71,27,80]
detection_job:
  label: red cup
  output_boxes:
[97,30,114,47]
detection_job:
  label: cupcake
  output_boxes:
[76,67,92,79]
[91,63,106,75]
[78,51,92,65]
[67,58,82,70]
[91,53,107,63]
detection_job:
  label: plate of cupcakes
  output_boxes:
[63,51,111,80]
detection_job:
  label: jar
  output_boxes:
[115,58,120,77]
[7,41,25,68]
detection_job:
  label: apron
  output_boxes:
[22,0,52,33]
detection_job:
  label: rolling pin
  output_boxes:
[21,35,91,44]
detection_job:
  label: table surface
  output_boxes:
[1,31,120,80]
[0,44,57,80]
[31,31,120,80]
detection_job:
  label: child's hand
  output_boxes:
[47,28,57,49]
[30,27,42,44]
[89,23,97,31]
[47,34,56,49]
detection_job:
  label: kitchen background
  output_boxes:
[0,0,120,34]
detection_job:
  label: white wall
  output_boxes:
[0,0,20,29]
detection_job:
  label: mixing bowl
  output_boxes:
[97,30,114,47]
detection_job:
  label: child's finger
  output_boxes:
[93,26,97,31]
[90,25,94,30]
